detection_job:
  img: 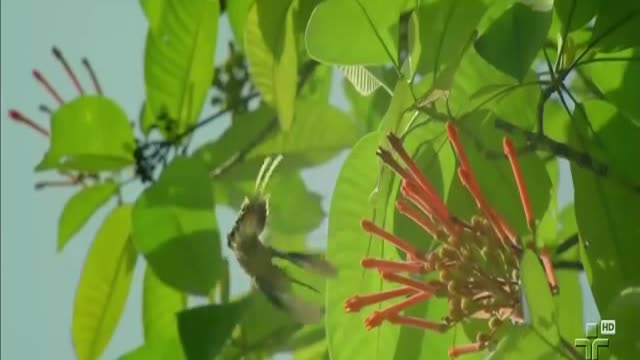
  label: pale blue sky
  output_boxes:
[1,1,598,359]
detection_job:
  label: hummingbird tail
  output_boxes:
[255,276,323,324]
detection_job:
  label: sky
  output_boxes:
[1,1,599,359]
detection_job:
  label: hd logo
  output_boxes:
[574,320,615,360]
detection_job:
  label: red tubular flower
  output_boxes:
[345,121,561,358]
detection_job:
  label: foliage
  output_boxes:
[7,0,640,359]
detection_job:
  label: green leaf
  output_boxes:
[579,48,640,124]
[139,0,166,31]
[178,299,249,360]
[326,132,405,359]
[416,0,487,76]
[143,266,186,342]
[520,249,560,345]
[118,338,185,360]
[245,0,298,130]
[553,0,598,32]
[268,173,325,234]
[58,181,118,251]
[474,2,552,81]
[305,0,405,65]
[591,1,640,52]
[568,100,640,313]
[227,0,254,47]
[294,340,328,360]
[142,0,220,136]
[36,96,135,172]
[72,205,137,360]
[603,287,640,360]
[132,156,223,295]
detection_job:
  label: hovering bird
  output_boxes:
[227,155,338,324]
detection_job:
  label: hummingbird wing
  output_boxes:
[270,247,338,278]
[254,268,324,325]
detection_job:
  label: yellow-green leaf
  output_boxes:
[72,205,137,360]
[58,182,118,251]
[244,0,298,130]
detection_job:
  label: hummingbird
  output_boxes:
[227,155,338,324]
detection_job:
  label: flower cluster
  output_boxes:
[344,122,558,358]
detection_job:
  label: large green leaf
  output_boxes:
[591,0,640,52]
[178,299,249,360]
[579,48,640,124]
[415,0,487,76]
[474,2,552,81]
[58,181,118,251]
[36,96,135,172]
[143,266,186,342]
[305,0,407,65]
[132,156,223,295]
[245,0,298,130]
[118,338,185,360]
[72,205,137,360]
[142,0,220,136]
[568,100,640,313]
[326,132,407,359]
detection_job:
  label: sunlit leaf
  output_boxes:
[245,0,298,130]
[132,156,223,295]
[475,2,552,81]
[143,266,186,342]
[72,205,137,360]
[554,270,583,342]
[58,181,118,251]
[36,96,135,172]
[139,0,166,31]
[142,0,220,136]
[305,0,406,65]
[178,299,249,360]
